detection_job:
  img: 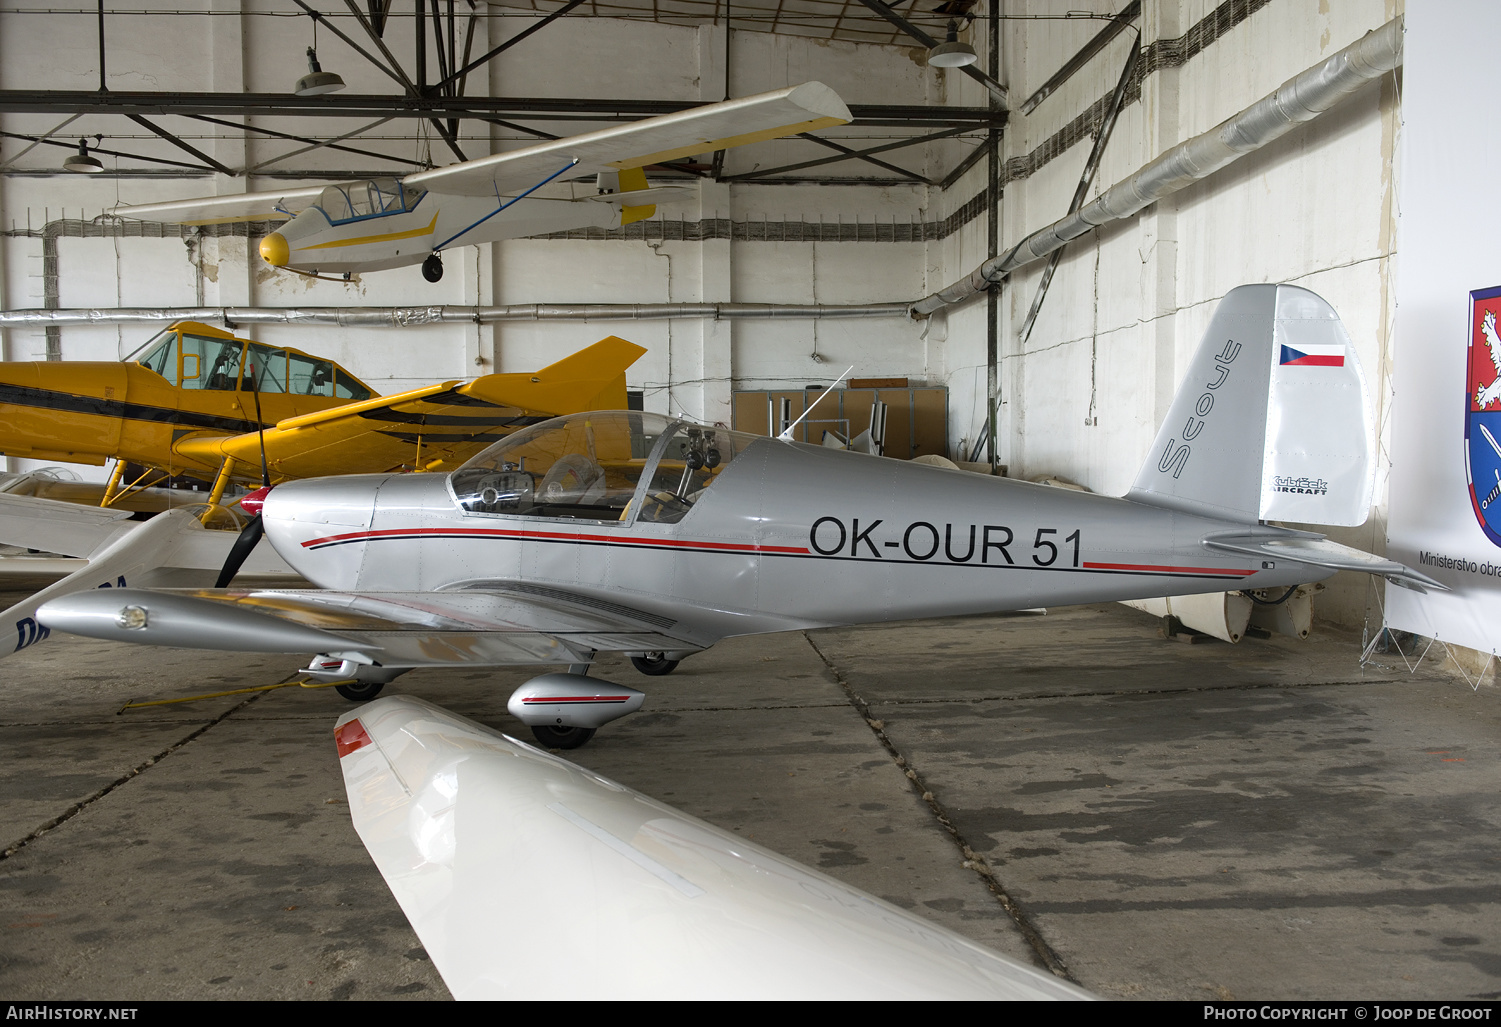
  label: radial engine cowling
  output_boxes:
[506,674,645,730]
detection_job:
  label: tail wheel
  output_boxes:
[422,253,444,282]
[530,725,596,749]
[335,681,385,702]
[630,652,680,676]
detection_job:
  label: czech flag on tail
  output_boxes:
[1279,343,1345,367]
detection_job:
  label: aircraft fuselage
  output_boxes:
[263,192,620,277]
[262,436,1328,647]
[0,358,345,477]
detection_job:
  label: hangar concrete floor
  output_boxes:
[0,571,1497,1002]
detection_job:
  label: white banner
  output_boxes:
[1386,3,1501,654]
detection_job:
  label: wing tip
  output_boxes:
[786,80,853,124]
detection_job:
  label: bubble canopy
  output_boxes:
[448,411,762,525]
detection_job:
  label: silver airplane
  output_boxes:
[39,285,1440,748]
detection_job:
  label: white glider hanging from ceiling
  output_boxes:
[104,82,852,283]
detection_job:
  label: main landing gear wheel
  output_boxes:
[335,681,385,702]
[530,724,596,749]
[630,652,680,676]
[422,253,444,282]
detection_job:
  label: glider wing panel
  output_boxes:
[0,491,138,559]
[106,186,328,225]
[400,83,850,198]
[336,695,1094,1000]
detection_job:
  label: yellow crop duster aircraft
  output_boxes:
[105,83,851,283]
[0,321,645,511]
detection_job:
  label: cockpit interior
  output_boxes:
[129,323,373,400]
[449,411,760,525]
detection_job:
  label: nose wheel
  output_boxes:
[530,725,596,749]
[422,253,444,282]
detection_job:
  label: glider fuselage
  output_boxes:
[261,190,620,277]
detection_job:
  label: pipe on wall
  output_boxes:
[909,15,1404,318]
[0,302,912,328]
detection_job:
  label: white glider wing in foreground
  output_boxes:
[335,695,1091,1001]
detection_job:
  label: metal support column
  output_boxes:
[985,0,1000,474]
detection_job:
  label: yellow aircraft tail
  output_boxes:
[465,336,647,413]
[617,168,656,228]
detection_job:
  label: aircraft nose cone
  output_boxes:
[260,232,290,267]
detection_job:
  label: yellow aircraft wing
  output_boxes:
[172,336,646,480]
[106,185,329,226]
[400,82,850,198]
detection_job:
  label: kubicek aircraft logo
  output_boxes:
[1465,285,1501,546]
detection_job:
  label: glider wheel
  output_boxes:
[531,724,597,749]
[630,652,680,676]
[422,253,444,283]
[335,681,385,702]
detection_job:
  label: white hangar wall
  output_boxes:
[0,1,1406,631]
[932,0,1402,630]
[0,5,945,427]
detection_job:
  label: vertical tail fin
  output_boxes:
[1127,284,1374,526]
[617,167,656,227]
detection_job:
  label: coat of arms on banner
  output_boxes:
[1466,285,1501,545]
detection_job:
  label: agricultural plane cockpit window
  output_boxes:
[449,411,759,524]
[314,179,426,225]
[134,329,179,381]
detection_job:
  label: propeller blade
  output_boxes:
[215,513,264,588]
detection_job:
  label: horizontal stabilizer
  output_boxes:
[337,695,1092,1000]
[1202,533,1446,593]
[584,186,694,207]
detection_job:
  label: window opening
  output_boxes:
[178,334,246,391]
[313,179,426,226]
[245,344,289,394]
[135,330,180,383]
[449,412,759,525]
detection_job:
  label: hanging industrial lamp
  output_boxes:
[295,46,346,96]
[927,20,978,68]
[63,138,104,174]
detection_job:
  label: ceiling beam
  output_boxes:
[723,125,977,183]
[437,0,588,92]
[0,91,1005,128]
[853,0,1008,108]
[1018,1,1140,116]
[124,114,234,175]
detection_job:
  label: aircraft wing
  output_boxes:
[38,582,703,666]
[105,185,329,226]
[4,507,294,659]
[400,82,850,198]
[0,491,139,559]
[172,336,646,479]
[334,694,1091,1000]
